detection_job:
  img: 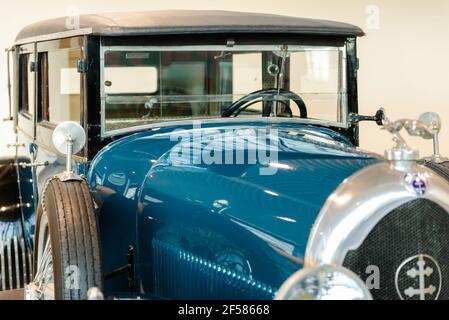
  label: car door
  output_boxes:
[15,43,37,230]
[32,37,87,215]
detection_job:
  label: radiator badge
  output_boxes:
[404,173,427,195]
[395,254,441,300]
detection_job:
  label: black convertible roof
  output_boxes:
[15,10,364,44]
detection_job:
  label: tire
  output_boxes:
[31,177,103,300]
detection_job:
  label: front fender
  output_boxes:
[0,157,21,221]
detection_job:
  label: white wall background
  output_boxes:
[1,0,448,157]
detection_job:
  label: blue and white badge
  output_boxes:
[404,173,427,195]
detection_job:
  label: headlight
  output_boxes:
[275,265,372,300]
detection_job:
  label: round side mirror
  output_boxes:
[52,121,86,155]
[419,112,441,138]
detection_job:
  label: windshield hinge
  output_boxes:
[77,58,88,73]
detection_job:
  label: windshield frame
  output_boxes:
[99,43,349,137]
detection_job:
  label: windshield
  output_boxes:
[101,44,347,135]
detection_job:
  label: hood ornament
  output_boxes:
[381,111,446,163]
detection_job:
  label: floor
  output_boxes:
[0,289,24,300]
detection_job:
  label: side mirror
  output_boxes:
[418,112,441,136]
[418,112,445,162]
[52,121,86,181]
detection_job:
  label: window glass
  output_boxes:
[103,46,345,133]
[19,53,35,116]
[289,50,340,121]
[104,51,217,131]
[232,53,263,114]
[233,53,262,95]
[39,48,82,124]
[38,52,49,122]
[105,66,157,94]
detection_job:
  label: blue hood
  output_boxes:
[89,122,380,259]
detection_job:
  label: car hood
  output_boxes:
[89,122,381,259]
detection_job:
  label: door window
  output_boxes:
[18,53,35,117]
[38,48,82,124]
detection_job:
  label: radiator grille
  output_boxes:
[343,199,449,300]
[152,239,276,299]
[0,235,32,291]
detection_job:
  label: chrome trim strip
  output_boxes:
[305,161,449,267]
[339,47,348,123]
[14,28,93,46]
[27,250,33,284]
[7,239,12,289]
[20,237,27,284]
[0,241,5,290]
[13,236,20,288]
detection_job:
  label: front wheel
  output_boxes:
[26,177,103,300]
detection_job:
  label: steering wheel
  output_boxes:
[221,88,307,118]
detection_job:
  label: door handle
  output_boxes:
[17,161,49,169]
[6,143,25,148]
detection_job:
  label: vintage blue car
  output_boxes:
[1,10,449,300]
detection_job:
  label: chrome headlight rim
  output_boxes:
[275,264,372,300]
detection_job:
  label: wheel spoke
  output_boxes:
[26,213,55,300]
[35,238,50,278]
